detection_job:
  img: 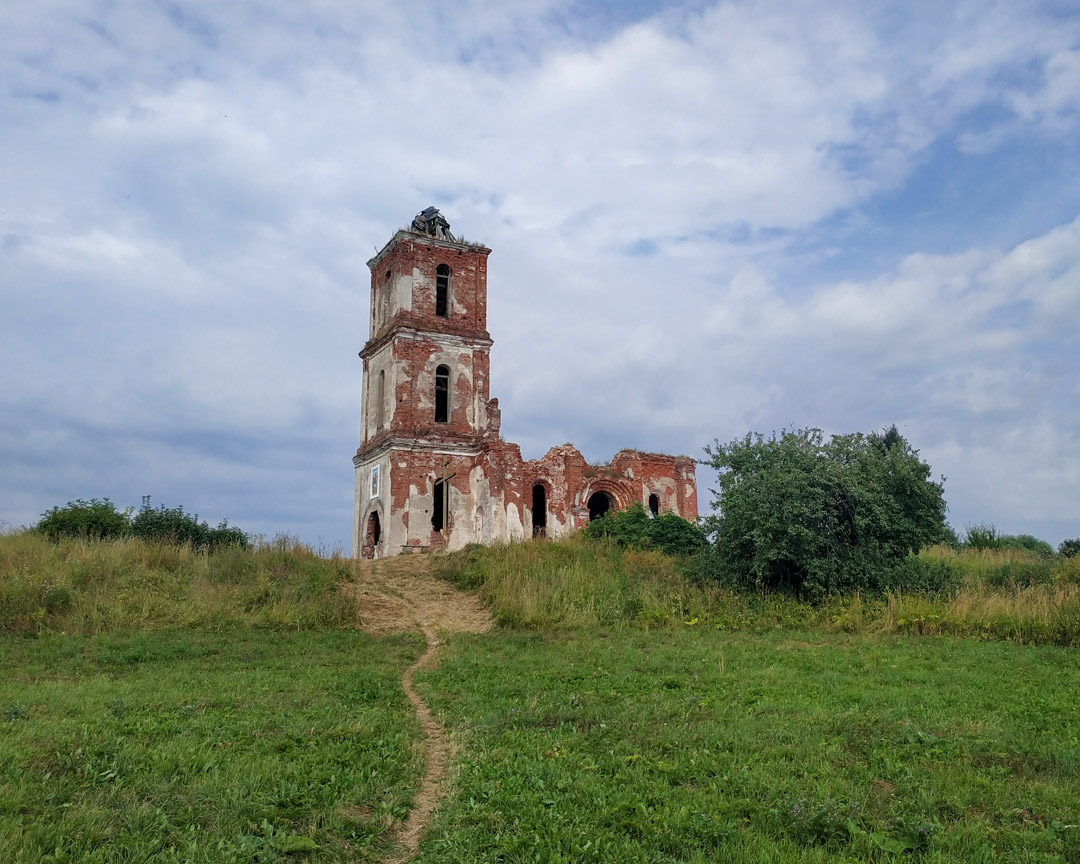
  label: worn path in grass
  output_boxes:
[346,555,491,863]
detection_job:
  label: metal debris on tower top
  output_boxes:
[411,207,455,241]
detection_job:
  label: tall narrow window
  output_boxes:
[380,270,392,329]
[376,370,385,429]
[435,264,451,318]
[432,479,446,532]
[434,365,449,423]
[648,493,660,516]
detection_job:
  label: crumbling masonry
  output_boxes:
[352,208,698,558]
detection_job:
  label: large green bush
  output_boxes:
[35,497,247,551]
[964,525,1056,558]
[1061,539,1080,559]
[584,503,708,557]
[701,426,949,600]
[964,523,1001,550]
[999,534,1056,558]
[131,497,248,550]
[36,499,131,541]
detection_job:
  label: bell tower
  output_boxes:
[353,208,495,558]
[352,207,697,560]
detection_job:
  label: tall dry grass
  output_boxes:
[433,535,706,627]
[434,536,836,630]
[885,580,1080,645]
[0,531,358,634]
[435,536,1080,646]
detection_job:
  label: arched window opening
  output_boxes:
[532,484,547,537]
[648,493,660,516]
[588,491,613,521]
[435,264,451,318]
[432,479,447,532]
[434,365,450,423]
[380,270,393,329]
[376,370,385,429]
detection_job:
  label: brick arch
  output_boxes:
[579,478,634,513]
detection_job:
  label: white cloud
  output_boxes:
[1,0,1078,546]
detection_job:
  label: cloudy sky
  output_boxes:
[2,0,1078,550]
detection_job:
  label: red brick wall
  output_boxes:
[368,233,491,342]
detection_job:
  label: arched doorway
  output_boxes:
[532,484,547,537]
[587,491,613,521]
[362,511,381,559]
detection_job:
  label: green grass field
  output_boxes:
[418,628,1080,863]
[3,531,1080,862]
[0,630,423,863]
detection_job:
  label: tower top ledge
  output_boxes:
[367,207,491,269]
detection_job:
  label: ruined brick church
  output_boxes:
[352,208,697,558]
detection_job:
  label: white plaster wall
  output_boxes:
[361,344,394,443]
[354,451,390,558]
[396,272,413,315]
[351,463,364,556]
[648,477,677,511]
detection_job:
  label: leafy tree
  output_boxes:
[36,499,131,541]
[701,426,948,600]
[1060,539,1080,559]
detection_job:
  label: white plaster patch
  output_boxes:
[506,502,523,542]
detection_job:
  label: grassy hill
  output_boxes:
[3,531,1080,862]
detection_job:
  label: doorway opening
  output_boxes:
[588,491,613,521]
[362,511,381,559]
[432,479,447,532]
[648,493,660,516]
[532,484,547,537]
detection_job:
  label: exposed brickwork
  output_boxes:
[353,211,697,558]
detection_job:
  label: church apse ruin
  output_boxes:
[352,208,697,558]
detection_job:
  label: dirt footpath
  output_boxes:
[348,555,492,640]
[344,555,492,863]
